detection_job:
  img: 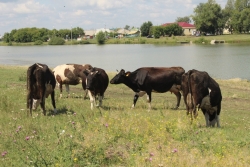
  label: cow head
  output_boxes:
[84,68,99,91]
[110,69,128,84]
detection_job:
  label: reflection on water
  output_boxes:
[0,44,249,80]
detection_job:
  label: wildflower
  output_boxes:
[25,136,30,140]
[70,135,73,138]
[105,123,108,128]
[149,157,152,161]
[60,130,65,135]
[33,131,36,134]
[150,152,154,156]
[18,126,22,129]
[73,112,76,116]
[2,151,7,157]
[72,121,75,125]
[172,148,178,153]
[74,158,78,162]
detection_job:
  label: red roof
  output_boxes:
[162,22,195,28]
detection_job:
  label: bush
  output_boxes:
[96,31,106,44]
[48,37,65,45]
[194,37,209,44]
[34,40,43,45]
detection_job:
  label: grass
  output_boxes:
[1,34,250,46]
[0,65,250,166]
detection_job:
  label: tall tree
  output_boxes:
[140,21,153,36]
[175,16,191,23]
[124,25,130,30]
[192,0,223,34]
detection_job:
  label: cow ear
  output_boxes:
[125,72,130,77]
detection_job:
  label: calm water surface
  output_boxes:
[0,44,250,80]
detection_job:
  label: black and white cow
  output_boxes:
[27,63,57,116]
[181,69,222,127]
[53,64,92,98]
[110,67,185,110]
[84,67,109,110]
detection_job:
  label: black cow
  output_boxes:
[84,67,109,110]
[27,63,57,116]
[181,69,222,127]
[110,67,185,110]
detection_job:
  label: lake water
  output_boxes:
[0,44,250,80]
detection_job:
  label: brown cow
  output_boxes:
[110,67,185,110]
[84,67,109,110]
[181,69,222,127]
[53,64,92,98]
[27,63,57,116]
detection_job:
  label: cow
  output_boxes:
[110,67,185,110]
[83,67,109,110]
[53,64,92,98]
[181,69,222,127]
[27,63,57,116]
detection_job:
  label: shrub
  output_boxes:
[96,31,106,44]
[34,40,43,45]
[194,37,209,44]
[48,37,65,45]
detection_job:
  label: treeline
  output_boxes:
[2,27,84,43]
[192,0,250,34]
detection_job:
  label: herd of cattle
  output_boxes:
[27,63,222,127]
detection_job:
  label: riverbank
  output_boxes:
[0,34,250,46]
[0,65,250,166]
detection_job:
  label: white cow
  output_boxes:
[53,64,92,98]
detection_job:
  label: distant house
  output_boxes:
[126,28,140,37]
[84,30,96,39]
[116,28,130,38]
[162,22,196,36]
[95,28,111,36]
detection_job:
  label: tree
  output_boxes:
[176,16,191,23]
[222,0,235,33]
[152,26,163,38]
[163,24,183,36]
[230,0,250,33]
[192,0,223,34]
[124,25,130,30]
[96,31,106,44]
[140,21,153,36]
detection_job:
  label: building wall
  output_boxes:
[183,28,196,36]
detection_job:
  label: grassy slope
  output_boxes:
[0,66,250,166]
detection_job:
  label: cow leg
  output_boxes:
[51,91,57,114]
[88,90,95,110]
[146,92,152,111]
[97,94,103,107]
[216,114,220,128]
[169,85,181,109]
[28,98,33,116]
[204,112,210,127]
[132,93,139,108]
[65,84,70,98]
[59,83,63,98]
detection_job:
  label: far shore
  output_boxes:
[0,34,250,46]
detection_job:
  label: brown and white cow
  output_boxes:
[181,69,222,127]
[84,67,109,110]
[27,63,57,116]
[110,67,185,110]
[53,64,92,98]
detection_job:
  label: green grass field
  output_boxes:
[0,66,250,166]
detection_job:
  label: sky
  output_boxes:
[0,0,227,35]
